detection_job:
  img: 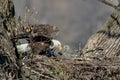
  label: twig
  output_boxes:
[98,0,118,9]
[25,66,56,80]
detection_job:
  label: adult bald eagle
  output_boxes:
[16,39,62,56]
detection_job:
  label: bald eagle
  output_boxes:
[16,39,62,56]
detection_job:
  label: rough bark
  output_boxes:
[0,0,21,79]
[83,10,120,62]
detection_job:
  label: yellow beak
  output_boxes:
[58,45,62,51]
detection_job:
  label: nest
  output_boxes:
[30,24,59,38]
[21,55,120,80]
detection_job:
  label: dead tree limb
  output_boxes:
[83,9,120,62]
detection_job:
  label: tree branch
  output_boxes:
[98,0,118,9]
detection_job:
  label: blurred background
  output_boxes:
[13,0,114,48]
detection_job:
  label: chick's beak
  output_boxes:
[58,45,62,51]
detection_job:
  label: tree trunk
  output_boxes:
[0,0,21,79]
[83,10,120,61]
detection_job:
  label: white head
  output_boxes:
[50,39,62,51]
